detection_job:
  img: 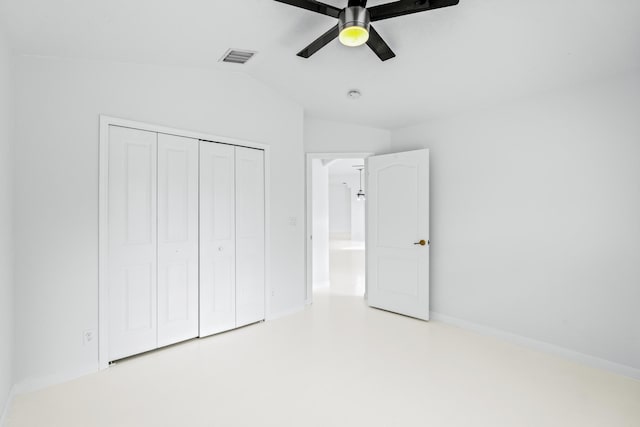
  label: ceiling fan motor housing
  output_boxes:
[339,6,371,34]
[274,0,460,60]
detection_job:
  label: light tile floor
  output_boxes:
[328,239,365,296]
[6,241,640,426]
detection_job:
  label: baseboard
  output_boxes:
[266,304,306,321]
[13,364,98,396]
[8,305,305,399]
[0,385,16,427]
[430,311,640,380]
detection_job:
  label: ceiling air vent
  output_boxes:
[220,49,257,64]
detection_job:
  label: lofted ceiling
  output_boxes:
[1,0,639,129]
[327,158,365,176]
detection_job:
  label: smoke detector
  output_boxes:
[347,89,362,100]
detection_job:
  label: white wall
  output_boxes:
[304,117,391,154]
[0,28,14,418]
[13,56,305,389]
[350,193,365,242]
[311,160,330,288]
[329,183,351,237]
[392,74,640,373]
[329,173,366,242]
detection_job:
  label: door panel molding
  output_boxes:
[366,149,430,321]
[157,133,199,348]
[199,142,237,337]
[106,126,158,361]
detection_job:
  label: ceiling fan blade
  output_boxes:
[368,0,459,22]
[366,26,396,61]
[297,25,340,58]
[273,0,342,18]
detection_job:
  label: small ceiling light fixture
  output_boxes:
[355,166,366,201]
[347,89,362,100]
[338,4,370,47]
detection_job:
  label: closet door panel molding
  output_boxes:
[157,133,199,347]
[199,142,237,337]
[235,147,266,327]
[107,126,158,361]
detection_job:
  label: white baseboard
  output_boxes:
[0,385,16,427]
[430,311,640,380]
[7,304,306,401]
[266,304,305,321]
[13,364,98,396]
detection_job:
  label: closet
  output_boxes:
[198,142,265,336]
[106,125,265,362]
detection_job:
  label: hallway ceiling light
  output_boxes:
[355,166,365,201]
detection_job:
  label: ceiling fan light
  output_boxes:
[339,26,369,47]
[338,6,371,48]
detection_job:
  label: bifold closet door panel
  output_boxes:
[157,134,199,347]
[235,147,265,327]
[200,142,236,337]
[107,126,158,361]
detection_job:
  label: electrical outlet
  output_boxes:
[83,329,95,346]
[288,216,297,226]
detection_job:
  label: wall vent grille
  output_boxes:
[220,49,257,64]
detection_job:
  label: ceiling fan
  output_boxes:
[274,0,460,61]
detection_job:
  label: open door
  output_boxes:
[366,149,430,320]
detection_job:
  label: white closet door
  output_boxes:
[235,147,265,327]
[108,126,158,361]
[157,134,199,347]
[199,142,236,337]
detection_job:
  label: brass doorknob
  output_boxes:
[414,240,427,246]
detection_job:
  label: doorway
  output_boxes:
[305,153,372,304]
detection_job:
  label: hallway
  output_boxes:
[324,238,365,297]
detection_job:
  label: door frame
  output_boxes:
[99,115,271,370]
[305,152,373,305]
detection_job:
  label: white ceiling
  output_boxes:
[1,0,639,129]
[327,158,365,176]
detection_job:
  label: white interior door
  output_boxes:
[157,134,199,347]
[366,149,430,320]
[235,147,265,327]
[108,126,158,361]
[199,142,236,337]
